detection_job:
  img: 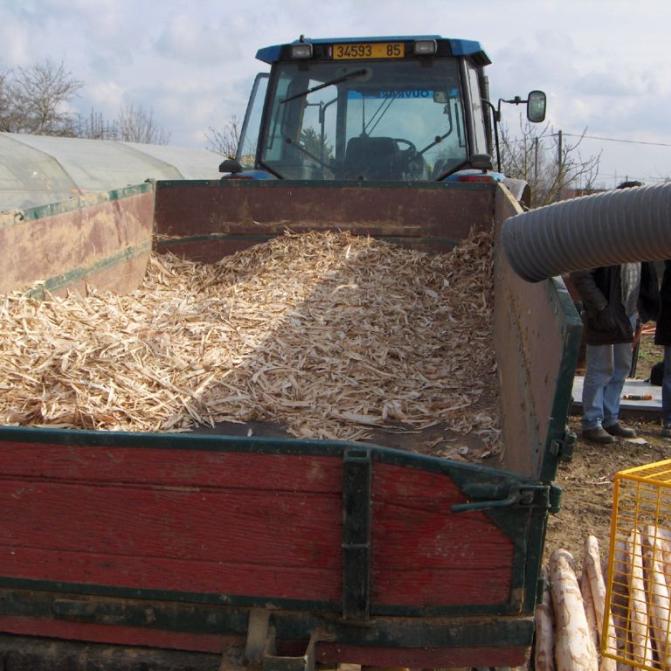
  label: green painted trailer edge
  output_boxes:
[25,240,152,299]
[1,182,153,226]
[540,276,583,483]
[520,276,583,615]
[0,588,535,650]
[0,576,524,620]
[0,423,540,484]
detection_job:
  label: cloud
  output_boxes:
[2,0,671,185]
[87,81,126,110]
[0,14,31,66]
[17,0,123,37]
[574,70,656,98]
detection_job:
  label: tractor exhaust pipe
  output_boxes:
[502,182,671,282]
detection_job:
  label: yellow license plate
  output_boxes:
[333,42,405,60]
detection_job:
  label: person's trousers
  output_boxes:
[663,345,671,427]
[582,340,634,430]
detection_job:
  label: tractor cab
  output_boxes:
[229,36,546,185]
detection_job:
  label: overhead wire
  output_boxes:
[562,133,671,148]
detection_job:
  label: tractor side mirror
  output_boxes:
[219,158,243,174]
[527,90,547,123]
[470,154,493,171]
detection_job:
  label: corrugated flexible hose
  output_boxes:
[502,182,671,282]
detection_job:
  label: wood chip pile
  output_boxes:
[0,229,499,447]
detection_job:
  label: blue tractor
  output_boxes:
[223,35,546,203]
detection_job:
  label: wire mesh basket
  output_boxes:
[603,459,671,670]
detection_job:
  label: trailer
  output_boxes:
[0,34,582,670]
[0,175,581,670]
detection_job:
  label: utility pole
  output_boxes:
[555,130,563,201]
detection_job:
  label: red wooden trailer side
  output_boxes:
[0,179,581,670]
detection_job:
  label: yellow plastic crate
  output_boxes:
[604,459,671,670]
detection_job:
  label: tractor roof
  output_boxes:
[256,36,490,66]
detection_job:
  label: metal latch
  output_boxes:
[451,482,550,513]
[549,483,562,513]
[550,427,577,462]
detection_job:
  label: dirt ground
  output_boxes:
[543,333,671,564]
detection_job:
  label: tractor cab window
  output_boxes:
[259,57,468,181]
[465,62,487,155]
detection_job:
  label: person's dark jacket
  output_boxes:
[570,262,659,346]
[655,260,671,346]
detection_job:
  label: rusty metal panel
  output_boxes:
[0,185,155,296]
[153,180,495,258]
[493,188,581,480]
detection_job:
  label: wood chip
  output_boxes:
[0,229,500,452]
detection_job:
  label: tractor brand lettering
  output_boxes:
[379,89,431,99]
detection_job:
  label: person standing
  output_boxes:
[570,181,659,444]
[655,260,671,437]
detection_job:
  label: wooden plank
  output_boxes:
[0,442,342,492]
[0,478,341,600]
[0,443,344,602]
[0,632,224,671]
[0,481,341,564]
[153,182,494,258]
[372,567,512,606]
[0,546,340,601]
[316,642,529,668]
[371,464,514,607]
[0,615,227,654]
[373,500,515,568]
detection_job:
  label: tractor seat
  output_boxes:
[344,136,400,180]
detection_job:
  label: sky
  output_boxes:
[1,0,669,188]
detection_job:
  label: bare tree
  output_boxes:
[0,70,14,133]
[74,108,118,140]
[500,119,601,207]
[0,60,172,145]
[4,60,82,135]
[116,103,170,145]
[205,116,241,157]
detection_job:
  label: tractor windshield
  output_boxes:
[258,58,471,181]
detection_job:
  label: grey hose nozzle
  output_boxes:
[502,182,671,282]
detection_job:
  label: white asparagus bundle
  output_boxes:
[581,570,600,651]
[643,526,671,670]
[655,527,671,589]
[626,529,654,667]
[536,566,555,671]
[584,535,617,671]
[612,540,633,671]
[550,549,598,671]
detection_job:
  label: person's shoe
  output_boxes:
[604,422,637,438]
[582,426,616,444]
[662,424,671,439]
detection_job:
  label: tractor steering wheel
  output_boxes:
[394,138,418,153]
[394,138,424,179]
